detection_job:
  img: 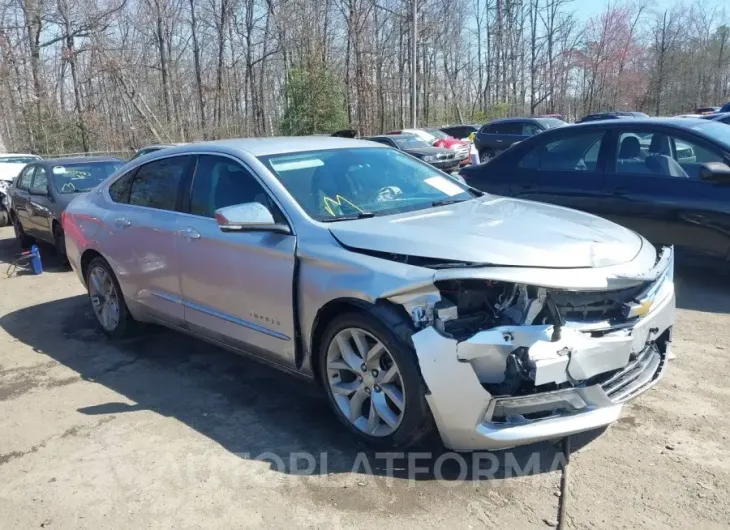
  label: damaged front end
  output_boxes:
[389,247,675,451]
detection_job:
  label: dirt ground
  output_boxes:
[1,226,729,529]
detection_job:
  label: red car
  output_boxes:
[387,128,471,165]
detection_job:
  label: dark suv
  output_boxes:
[474,117,565,162]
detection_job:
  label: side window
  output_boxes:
[523,123,542,136]
[519,132,605,172]
[109,171,135,203]
[17,166,35,189]
[501,122,524,135]
[189,155,278,219]
[614,130,723,178]
[129,156,189,210]
[30,167,48,192]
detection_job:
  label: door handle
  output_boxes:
[496,139,503,143]
[180,227,201,240]
[611,187,627,196]
[114,217,131,228]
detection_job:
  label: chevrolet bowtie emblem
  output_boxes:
[624,298,653,319]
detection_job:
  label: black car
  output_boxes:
[440,124,481,140]
[365,134,460,173]
[577,111,648,123]
[474,117,566,163]
[9,156,124,255]
[461,118,730,262]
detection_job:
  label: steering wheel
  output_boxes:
[374,186,402,202]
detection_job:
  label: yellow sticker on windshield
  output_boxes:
[323,195,363,216]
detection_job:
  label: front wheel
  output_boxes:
[12,214,33,248]
[317,311,433,449]
[0,206,8,227]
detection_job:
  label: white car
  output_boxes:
[0,153,42,226]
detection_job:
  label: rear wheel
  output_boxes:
[318,311,433,449]
[53,223,68,263]
[479,148,495,163]
[86,257,136,339]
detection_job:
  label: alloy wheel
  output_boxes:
[326,327,406,436]
[88,266,121,332]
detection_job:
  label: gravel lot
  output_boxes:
[1,225,729,529]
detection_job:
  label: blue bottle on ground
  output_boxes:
[30,245,42,275]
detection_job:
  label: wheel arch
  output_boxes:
[79,248,105,286]
[308,297,415,384]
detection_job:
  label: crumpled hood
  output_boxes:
[328,196,645,268]
[0,163,27,182]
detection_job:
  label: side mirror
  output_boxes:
[699,162,730,183]
[214,202,290,234]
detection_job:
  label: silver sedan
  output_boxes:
[63,137,675,451]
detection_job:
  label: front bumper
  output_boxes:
[429,159,460,173]
[412,258,675,451]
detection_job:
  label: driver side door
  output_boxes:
[601,128,730,259]
[177,154,298,369]
[27,165,54,242]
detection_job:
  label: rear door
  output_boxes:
[12,165,36,230]
[601,127,730,259]
[509,129,610,215]
[492,121,524,151]
[101,155,194,326]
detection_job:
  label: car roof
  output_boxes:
[487,117,535,124]
[0,153,40,158]
[366,134,417,140]
[143,137,391,158]
[568,117,708,128]
[41,156,122,165]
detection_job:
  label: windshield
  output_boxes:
[392,135,432,149]
[0,156,39,164]
[424,128,449,139]
[259,147,478,221]
[52,161,124,193]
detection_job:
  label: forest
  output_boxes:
[0,0,728,155]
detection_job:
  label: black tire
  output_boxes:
[0,206,8,228]
[317,310,434,449]
[12,213,33,248]
[85,256,137,339]
[479,148,495,163]
[53,223,68,263]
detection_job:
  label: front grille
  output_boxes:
[551,282,651,323]
[600,343,666,403]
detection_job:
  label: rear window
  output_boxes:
[536,118,567,129]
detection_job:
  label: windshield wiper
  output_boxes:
[321,211,376,222]
[432,198,470,207]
